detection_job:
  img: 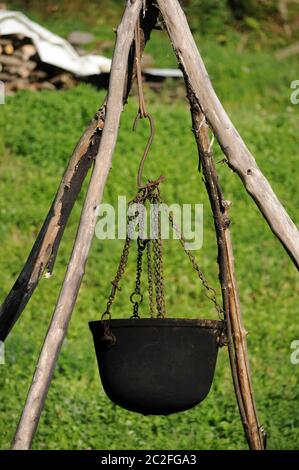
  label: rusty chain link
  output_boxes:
[147,240,155,317]
[151,188,166,318]
[130,237,147,318]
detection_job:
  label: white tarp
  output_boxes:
[144,68,183,78]
[0,11,112,76]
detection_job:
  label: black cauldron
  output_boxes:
[89,318,223,415]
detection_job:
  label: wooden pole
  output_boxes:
[187,88,265,449]
[0,108,103,342]
[157,0,299,270]
[12,0,146,450]
[0,1,158,342]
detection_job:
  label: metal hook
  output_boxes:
[133,112,155,188]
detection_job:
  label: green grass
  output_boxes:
[7,0,299,49]
[0,14,299,450]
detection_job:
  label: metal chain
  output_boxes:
[101,197,142,322]
[151,188,166,318]
[101,185,222,326]
[132,17,166,318]
[101,236,131,321]
[130,238,147,318]
[100,17,164,333]
[168,211,223,319]
[147,240,155,317]
[100,196,143,343]
[100,234,131,345]
[129,191,147,319]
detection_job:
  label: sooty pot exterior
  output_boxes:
[89,318,223,415]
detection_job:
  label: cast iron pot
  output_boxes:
[89,318,223,415]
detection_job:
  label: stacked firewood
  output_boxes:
[0,34,76,94]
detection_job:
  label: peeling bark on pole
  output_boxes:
[157,0,299,270]
[11,0,147,450]
[188,92,265,449]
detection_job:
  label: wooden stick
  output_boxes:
[0,109,103,341]
[157,0,299,270]
[11,0,148,450]
[187,88,265,449]
[0,1,158,343]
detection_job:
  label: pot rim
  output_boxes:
[89,318,224,331]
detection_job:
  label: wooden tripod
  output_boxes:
[1,0,298,450]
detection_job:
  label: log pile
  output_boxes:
[0,34,182,95]
[0,35,77,93]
